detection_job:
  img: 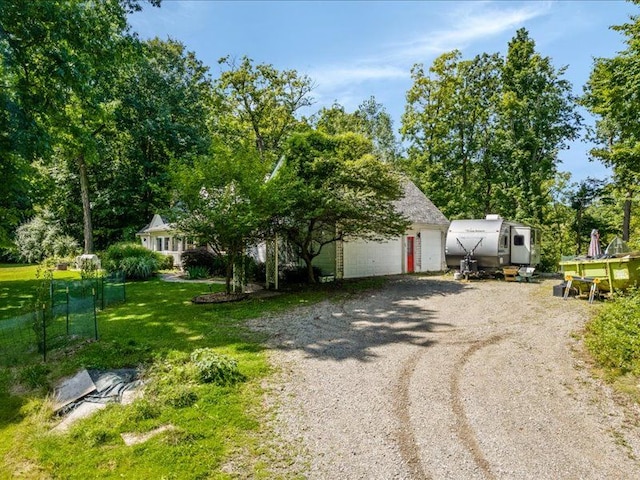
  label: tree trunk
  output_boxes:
[225,257,233,294]
[623,189,632,242]
[302,221,316,284]
[76,155,94,254]
[306,258,316,284]
[575,208,583,255]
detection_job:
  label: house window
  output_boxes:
[513,235,525,246]
[164,237,170,251]
[156,238,162,251]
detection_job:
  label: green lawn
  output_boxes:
[0,264,80,318]
[0,265,377,478]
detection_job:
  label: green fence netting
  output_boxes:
[0,272,126,365]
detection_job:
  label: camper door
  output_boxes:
[510,226,533,265]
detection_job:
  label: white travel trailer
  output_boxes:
[445,215,541,272]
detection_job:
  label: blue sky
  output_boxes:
[129,0,639,183]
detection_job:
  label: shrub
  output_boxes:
[52,235,81,259]
[119,256,158,280]
[159,254,174,270]
[190,348,245,386]
[14,213,81,263]
[252,261,267,283]
[0,247,20,264]
[242,256,263,283]
[181,248,226,276]
[281,265,321,284]
[186,266,209,279]
[585,289,640,375]
[103,242,163,280]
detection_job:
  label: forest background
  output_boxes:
[2,0,640,272]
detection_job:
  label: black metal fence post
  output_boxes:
[92,288,98,340]
[42,304,47,362]
[66,286,70,335]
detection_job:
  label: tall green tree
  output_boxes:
[214,56,314,167]
[273,130,410,283]
[401,50,503,218]
[497,28,581,225]
[314,97,400,163]
[401,30,580,227]
[174,145,273,293]
[0,63,35,247]
[89,37,212,248]
[0,0,160,253]
[582,3,640,241]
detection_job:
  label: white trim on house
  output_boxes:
[136,214,197,267]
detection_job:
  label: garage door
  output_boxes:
[343,237,403,278]
[420,229,444,271]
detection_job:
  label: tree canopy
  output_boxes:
[1,1,637,270]
[271,130,410,282]
[214,56,314,168]
[402,29,581,226]
[174,144,273,293]
[0,0,162,253]
[582,5,640,241]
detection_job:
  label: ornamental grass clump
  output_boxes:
[186,265,209,279]
[190,348,245,386]
[142,349,244,409]
[103,242,164,280]
[585,288,640,376]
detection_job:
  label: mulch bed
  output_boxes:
[191,292,249,304]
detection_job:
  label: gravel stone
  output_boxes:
[249,276,640,479]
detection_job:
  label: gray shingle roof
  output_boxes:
[394,179,449,226]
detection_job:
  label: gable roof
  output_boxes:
[394,179,449,226]
[136,214,174,235]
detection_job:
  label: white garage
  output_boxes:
[312,179,449,279]
[342,237,403,279]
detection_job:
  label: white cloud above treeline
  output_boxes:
[308,1,552,96]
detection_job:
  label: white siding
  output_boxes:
[343,238,403,278]
[420,229,445,271]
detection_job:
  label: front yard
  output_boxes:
[0,265,354,478]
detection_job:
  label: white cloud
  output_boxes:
[387,1,553,61]
[305,1,552,99]
[308,64,407,90]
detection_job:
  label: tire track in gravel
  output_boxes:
[394,334,509,480]
[395,348,431,480]
[450,334,509,480]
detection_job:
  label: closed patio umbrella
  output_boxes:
[588,229,601,258]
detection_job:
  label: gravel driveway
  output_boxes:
[248,276,640,479]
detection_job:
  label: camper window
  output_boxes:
[514,235,525,246]
[502,235,508,249]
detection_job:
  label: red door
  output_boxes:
[407,236,415,273]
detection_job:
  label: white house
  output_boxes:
[138,180,449,279]
[136,214,197,267]
[311,179,449,279]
